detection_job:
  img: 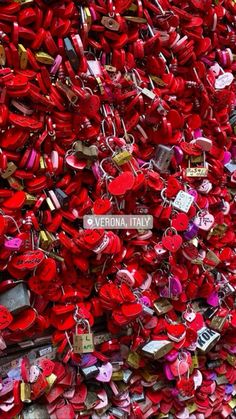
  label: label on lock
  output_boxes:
[196,327,220,352]
[173,190,194,213]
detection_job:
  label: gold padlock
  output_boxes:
[18,44,27,70]
[127,352,140,369]
[35,51,54,65]
[210,315,226,332]
[20,383,31,403]
[186,153,208,177]
[154,298,173,315]
[1,162,17,179]
[112,150,132,166]
[227,354,236,367]
[73,318,94,354]
[39,230,49,249]
[0,44,6,66]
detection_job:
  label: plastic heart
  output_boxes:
[108,171,135,196]
[162,234,183,252]
[172,213,189,231]
[96,362,112,382]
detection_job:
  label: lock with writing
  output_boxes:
[73,309,94,354]
[186,151,208,177]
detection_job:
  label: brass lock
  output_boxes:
[154,298,173,315]
[186,152,208,177]
[154,145,174,173]
[112,149,132,166]
[1,162,17,179]
[73,318,94,354]
[210,315,226,332]
[74,141,98,160]
[140,340,173,360]
[20,383,31,403]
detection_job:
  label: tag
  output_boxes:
[173,191,194,213]
[73,333,94,354]
[186,167,208,177]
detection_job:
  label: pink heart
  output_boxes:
[96,362,112,382]
[207,292,219,307]
[194,212,214,231]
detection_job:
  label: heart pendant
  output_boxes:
[162,234,183,253]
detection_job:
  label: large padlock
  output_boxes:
[0,283,30,314]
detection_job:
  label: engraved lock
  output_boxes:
[154,298,173,315]
[74,141,98,160]
[0,283,30,314]
[154,145,174,173]
[196,327,220,352]
[81,365,99,379]
[140,340,174,360]
[1,162,17,179]
[20,382,31,403]
[73,317,94,354]
[186,152,208,177]
[210,315,226,332]
[173,190,194,213]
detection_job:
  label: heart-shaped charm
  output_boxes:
[166,177,182,198]
[122,302,143,319]
[177,377,195,397]
[11,250,44,270]
[172,213,189,231]
[166,323,186,341]
[96,362,112,382]
[38,359,55,377]
[93,198,112,215]
[207,292,219,307]
[170,276,182,296]
[0,305,13,330]
[194,211,214,231]
[4,238,22,251]
[36,258,57,282]
[29,365,40,383]
[66,154,87,169]
[183,311,196,323]
[162,234,182,253]
[108,171,135,196]
[189,312,204,332]
[116,269,135,286]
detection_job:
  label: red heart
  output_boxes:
[9,308,36,331]
[93,198,112,215]
[38,358,55,377]
[166,323,185,338]
[3,191,26,210]
[108,171,135,196]
[166,177,182,198]
[11,250,44,270]
[121,303,143,319]
[36,258,57,282]
[0,305,13,330]
[162,235,182,252]
[172,213,189,231]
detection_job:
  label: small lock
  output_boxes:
[112,149,132,166]
[0,44,6,66]
[140,340,173,360]
[173,190,194,213]
[22,404,50,419]
[74,141,98,160]
[81,365,99,379]
[186,152,208,177]
[73,317,94,354]
[101,16,120,31]
[210,315,226,332]
[35,51,54,65]
[127,352,140,369]
[154,145,174,173]
[154,298,173,315]
[1,162,17,179]
[54,188,68,207]
[39,230,49,249]
[84,391,98,409]
[20,383,31,403]
[18,44,28,70]
[227,354,236,367]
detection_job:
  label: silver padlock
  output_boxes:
[196,326,220,352]
[154,145,174,173]
[22,404,49,419]
[0,283,30,314]
[173,190,194,213]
